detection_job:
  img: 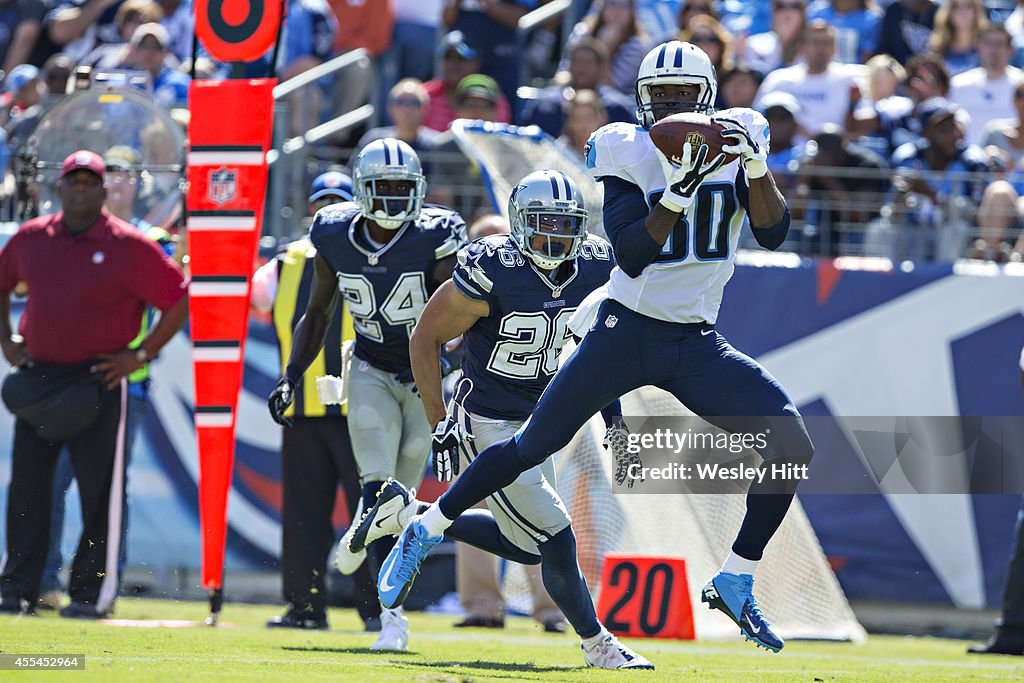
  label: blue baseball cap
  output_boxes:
[438,31,479,60]
[309,171,353,203]
[4,64,38,94]
[916,97,959,129]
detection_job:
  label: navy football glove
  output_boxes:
[268,377,296,428]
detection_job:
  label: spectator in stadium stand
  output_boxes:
[428,74,500,222]
[847,53,953,160]
[950,25,1024,147]
[793,125,890,256]
[117,23,188,109]
[558,0,650,96]
[354,79,439,161]
[376,0,442,125]
[251,172,383,633]
[442,0,536,108]
[0,150,188,618]
[155,0,191,63]
[754,21,859,137]
[518,38,634,139]
[677,15,734,109]
[981,81,1024,172]
[421,31,512,133]
[761,91,804,193]
[3,55,73,181]
[928,0,986,77]
[449,212,567,635]
[718,66,763,109]
[45,0,132,64]
[79,0,163,69]
[329,0,389,125]
[41,53,73,98]
[2,64,41,127]
[742,0,807,76]
[876,0,938,66]
[0,0,45,78]
[963,81,1024,262]
[888,96,992,260]
[806,0,883,65]
[967,345,1024,656]
[556,88,608,160]
[677,0,719,34]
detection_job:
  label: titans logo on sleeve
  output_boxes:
[452,233,614,420]
[310,202,466,373]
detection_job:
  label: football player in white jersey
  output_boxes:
[379,42,814,654]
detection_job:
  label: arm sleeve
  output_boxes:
[601,175,663,278]
[0,230,22,294]
[131,239,188,311]
[734,168,791,251]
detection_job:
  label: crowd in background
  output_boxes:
[3,0,1024,261]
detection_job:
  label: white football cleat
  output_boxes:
[350,478,418,552]
[370,607,409,652]
[582,629,655,670]
[334,497,367,575]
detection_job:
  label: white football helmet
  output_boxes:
[635,40,718,128]
[353,138,427,230]
[508,170,588,270]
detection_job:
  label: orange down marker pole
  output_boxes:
[186,77,276,622]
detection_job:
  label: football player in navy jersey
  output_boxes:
[267,138,466,651]
[353,171,652,669]
[379,42,816,654]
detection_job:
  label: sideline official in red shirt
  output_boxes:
[0,150,188,619]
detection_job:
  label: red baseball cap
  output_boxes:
[59,150,105,181]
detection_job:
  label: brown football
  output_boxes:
[649,112,738,167]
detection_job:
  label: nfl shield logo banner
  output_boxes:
[208,167,237,205]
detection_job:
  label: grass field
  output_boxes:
[1,598,1023,682]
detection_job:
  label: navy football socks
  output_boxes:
[539,527,601,639]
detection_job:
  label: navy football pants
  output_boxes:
[440,299,814,561]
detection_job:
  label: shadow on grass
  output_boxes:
[281,645,417,656]
[403,660,578,674]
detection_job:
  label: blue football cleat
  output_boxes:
[377,518,443,609]
[701,572,784,652]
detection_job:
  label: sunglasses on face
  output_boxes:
[391,97,423,108]
[774,2,802,10]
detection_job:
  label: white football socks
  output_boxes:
[418,503,454,537]
[582,628,609,649]
[720,551,759,577]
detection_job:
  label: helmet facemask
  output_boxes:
[353,138,427,230]
[515,205,587,270]
[358,175,426,230]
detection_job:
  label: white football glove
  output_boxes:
[431,377,475,482]
[655,142,728,213]
[714,116,769,179]
[603,418,644,488]
[432,414,472,482]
